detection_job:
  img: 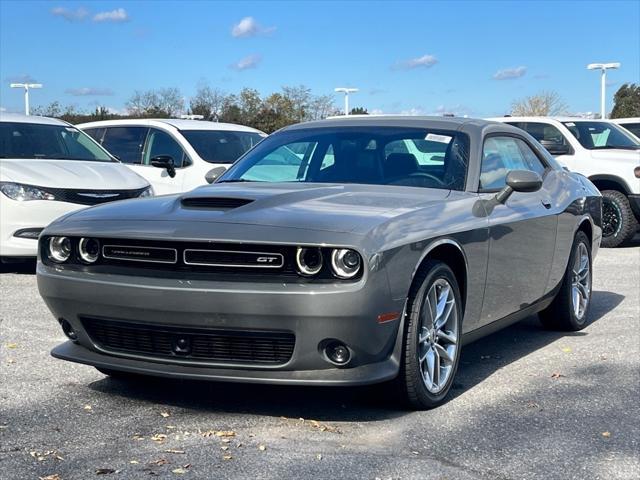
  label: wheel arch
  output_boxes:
[410,239,468,313]
[588,175,631,195]
[576,217,593,245]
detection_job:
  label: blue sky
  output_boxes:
[1,0,639,117]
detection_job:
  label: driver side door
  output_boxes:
[479,135,558,325]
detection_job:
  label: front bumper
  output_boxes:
[38,263,405,386]
[0,199,84,257]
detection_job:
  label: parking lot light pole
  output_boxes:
[334,87,359,115]
[10,83,43,115]
[586,63,620,119]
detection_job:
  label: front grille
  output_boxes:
[46,187,147,205]
[81,317,295,365]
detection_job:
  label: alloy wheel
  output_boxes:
[571,242,591,321]
[418,278,459,393]
[602,198,622,238]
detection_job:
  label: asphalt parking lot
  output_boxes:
[1,241,639,480]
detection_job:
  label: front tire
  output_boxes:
[539,231,592,331]
[397,260,463,409]
[601,190,638,248]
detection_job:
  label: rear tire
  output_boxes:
[601,190,638,248]
[539,231,592,331]
[396,260,463,409]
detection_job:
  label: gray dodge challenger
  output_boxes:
[37,116,602,409]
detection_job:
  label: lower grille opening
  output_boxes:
[81,317,295,366]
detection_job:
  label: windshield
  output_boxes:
[562,121,640,150]
[218,127,469,190]
[181,130,264,164]
[0,122,114,161]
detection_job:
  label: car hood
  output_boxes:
[0,159,149,190]
[589,149,640,165]
[58,182,450,235]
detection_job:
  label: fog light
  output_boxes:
[48,236,72,263]
[78,238,100,263]
[325,341,351,365]
[59,319,78,341]
[295,247,323,276]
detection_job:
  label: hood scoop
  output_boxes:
[180,196,255,210]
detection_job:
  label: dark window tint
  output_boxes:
[618,123,640,139]
[144,129,187,168]
[219,127,469,191]
[0,122,112,162]
[562,121,639,150]
[480,136,546,190]
[83,127,105,143]
[101,127,148,164]
[181,130,264,164]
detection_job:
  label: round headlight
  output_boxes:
[330,248,362,279]
[295,247,323,276]
[78,238,100,263]
[48,237,72,263]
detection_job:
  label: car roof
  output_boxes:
[280,115,501,135]
[76,118,265,134]
[612,117,640,124]
[488,116,618,124]
[0,113,70,126]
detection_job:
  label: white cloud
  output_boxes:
[231,17,275,37]
[399,107,427,116]
[0,107,6,112]
[93,8,129,23]
[394,54,438,70]
[230,54,262,71]
[6,74,38,84]
[65,87,114,96]
[51,6,89,21]
[493,66,527,80]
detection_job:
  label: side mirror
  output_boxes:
[150,155,176,178]
[539,140,570,156]
[495,170,543,204]
[205,166,227,184]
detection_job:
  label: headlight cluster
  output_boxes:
[0,182,56,201]
[138,186,154,198]
[46,237,100,264]
[295,246,362,279]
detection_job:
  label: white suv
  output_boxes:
[78,119,266,195]
[613,118,640,139]
[489,117,640,247]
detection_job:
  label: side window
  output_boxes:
[101,127,148,164]
[523,122,569,146]
[480,136,539,190]
[144,129,187,168]
[83,128,105,143]
[515,138,546,176]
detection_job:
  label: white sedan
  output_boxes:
[0,114,152,261]
[78,119,266,195]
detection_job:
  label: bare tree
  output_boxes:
[126,88,184,117]
[189,85,227,120]
[511,91,568,116]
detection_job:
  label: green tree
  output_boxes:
[611,83,640,118]
[350,107,368,115]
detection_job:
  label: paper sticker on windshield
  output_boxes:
[565,122,575,127]
[425,133,452,143]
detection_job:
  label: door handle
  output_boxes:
[542,200,552,209]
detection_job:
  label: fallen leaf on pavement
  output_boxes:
[602,431,611,438]
[165,449,185,454]
[39,475,61,480]
[160,412,170,418]
[95,468,116,475]
[6,343,18,349]
[258,445,266,451]
[149,458,169,466]
[221,446,229,451]
[223,455,233,460]
[129,460,139,464]
[151,434,168,443]
[561,347,572,353]
[316,454,322,460]
[83,405,92,411]
[551,372,565,379]
[172,468,186,474]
